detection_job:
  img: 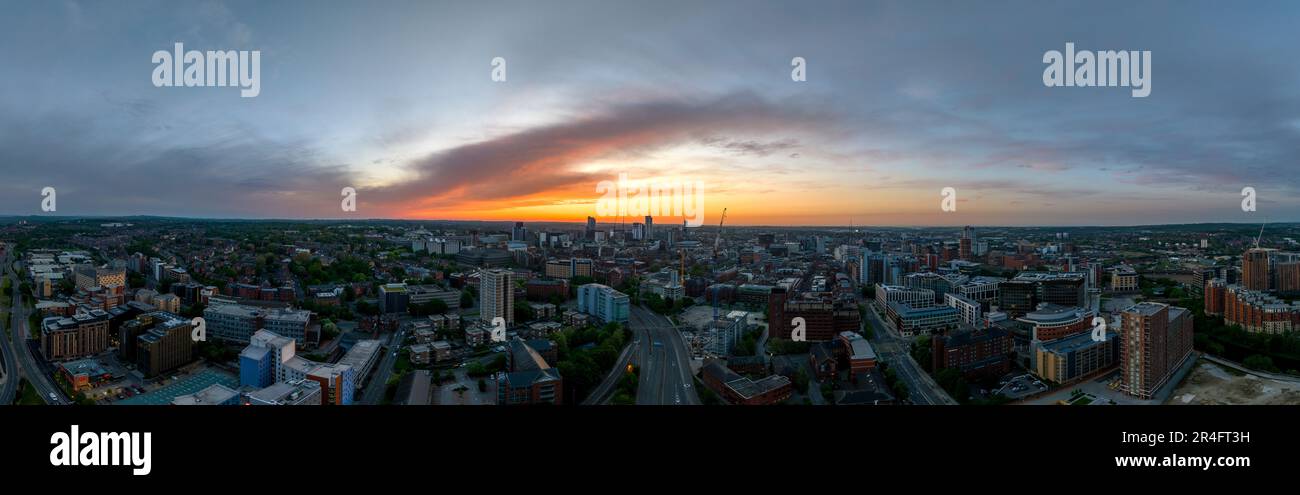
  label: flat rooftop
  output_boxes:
[171,383,239,405]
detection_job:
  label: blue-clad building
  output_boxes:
[239,345,274,389]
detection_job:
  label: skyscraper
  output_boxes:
[1243,248,1272,291]
[585,216,596,240]
[1119,302,1194,399]
[959,226,973,260]
[512,221,527,242]
[644,215,653,239]
[1277,262,1300,293]
[480,268,514,327]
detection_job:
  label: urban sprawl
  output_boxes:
[2,218,1299,407]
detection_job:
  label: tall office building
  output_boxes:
[1191,266,1220,296]
[1243,248,1272,291]
[480,268,514,327]
[1277,262,1300,293]
[585,216,596,240]
[512,221,527,242]
[241,329,298,386]
[134,311,196,377]
[379,283,409,314]
[959,226,973,260]
[644,215,653,238]
[1119,302,1194,399]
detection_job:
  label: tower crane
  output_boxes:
[714,208,727,259]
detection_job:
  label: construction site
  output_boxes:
[1169,358,1300,405]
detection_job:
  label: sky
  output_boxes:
[1,0,1299,226]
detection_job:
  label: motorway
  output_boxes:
[582,337,638,405]
[0,253,17,404]
[3,255,69,405]
[862,300,956,405]
[629,305,699,405]
[359,326,407,404]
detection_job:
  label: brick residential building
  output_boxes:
[1119,302,1194,399]
[932,327,1013,381]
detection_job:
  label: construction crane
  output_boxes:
[679,247,686,285]
[713,207,727,259]
[1254,221,1267,249]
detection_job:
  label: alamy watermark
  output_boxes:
[152,42,260,97]
[1043,42,1150,98]
[50,425,151,476]
[595,173,705,227]
[940,187,957,212]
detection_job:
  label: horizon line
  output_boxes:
[0,214,1291,230]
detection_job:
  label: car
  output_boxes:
[48,392,57,401]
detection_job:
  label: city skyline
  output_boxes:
[3,1,1300,225]
[5,2,1296,483]
[3,213,1297,230]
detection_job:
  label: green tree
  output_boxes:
[793,368,809,394]
[513,300,536,322]
[911,335,933,372]
[409,299,449,317]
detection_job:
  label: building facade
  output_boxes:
[479,268,514,327]
[1119,302,1194,399]
[576,283,630,325]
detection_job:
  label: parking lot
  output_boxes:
[994,373,1048,399]
[114,367,238,405]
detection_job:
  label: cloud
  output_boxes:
[0,105,350,218]
[697,137,801,157]
[363,92,838,216]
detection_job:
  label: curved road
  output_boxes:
[0,254,17,404]
[4,256,68,405]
